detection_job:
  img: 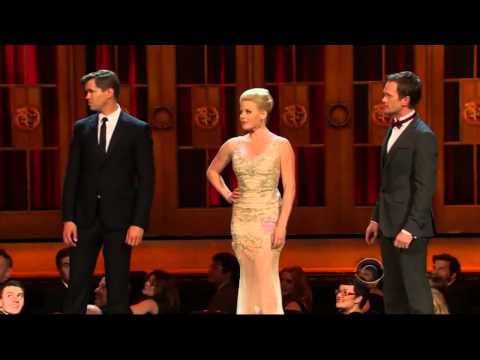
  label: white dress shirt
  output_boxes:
[97,104,121,152]
[387,109,415,153]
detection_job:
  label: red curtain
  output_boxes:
[0,151,27,210]
[386,45,413,74]
[444,146,473,204]
[395,45,407,71]
[128,45,138,117]
[177,87,192,146]
[96,45,138,117]
[445,149,455,204]
[266,46,287,136]
[1,47,22,209]
[95,45,114,69]
[287,47,327,206]
[354,147,380,206]
[2,46,61,210]
[366,147,380,205]
[24,45,38,85]
[31,150,59,209]
[26,45,60,209]
[207,148,221,206]
[17,46,59,209]
[0,84,8,209]
[0,152,5,209]
[361,47,391,206]
[275,45,286,82]
[353,46,400,206]
[299,148,325,206]
[443,84,457,204]
[24,46,43,209]
[219,46,226,142]
[367,46,381,80]
[300,148,321,206]
[309,85,324,144]
[4,45,24,83]
[208,46,225,207]
[208,46,240,207]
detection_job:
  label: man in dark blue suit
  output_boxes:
[62,70,154,314]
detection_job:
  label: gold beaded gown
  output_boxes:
[231,137,284,314]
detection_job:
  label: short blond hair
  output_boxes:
[239,88,274,114]
[431,288,449,315]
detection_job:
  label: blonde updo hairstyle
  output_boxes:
[239,88,274,121]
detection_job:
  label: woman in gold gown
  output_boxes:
[207,88,296,314]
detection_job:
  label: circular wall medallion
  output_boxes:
[328,103,350,128]
[151,106,175,130]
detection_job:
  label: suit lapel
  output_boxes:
[87,115,106,160]
[384,117,418,169]
[105,111,127,158]
[381,127,392,168]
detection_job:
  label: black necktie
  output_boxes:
[391,112,416,129]
[99,117,108,153]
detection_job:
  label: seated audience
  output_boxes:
[356,258,384,314]
[0,249,13,285]
[431,253,471,314]
[431,287,449,315]
[0,280,25,315]
[280,266,312,314]
[204,252,239,314]
[335,278,369,315]
[44,247,71,314]
[86,276,108,315]
[130,270,180,315]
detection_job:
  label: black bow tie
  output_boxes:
[392,112,416,129]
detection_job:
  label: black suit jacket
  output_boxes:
[444,280,472,314]
[43,281,68,314]
[62,111,154,230]
[207,282,238,314]
[372,116,437,238]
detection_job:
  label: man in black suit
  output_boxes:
[431,253,471,314]
[62,70,154,314]
[0,249,13,285]
[365,71,437,314]
[206,252,239,314]
[43,247,71,313]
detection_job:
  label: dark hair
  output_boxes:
[55,248,71,269]
[0,249,13,268]
[212,252,240,285]
[339,278,369,308]
[386,71,422,108]
[433,253,461,277]
[81,69,120,99]
[280,266,313,312]
[0,280,24,298]
[146,270,180,314]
